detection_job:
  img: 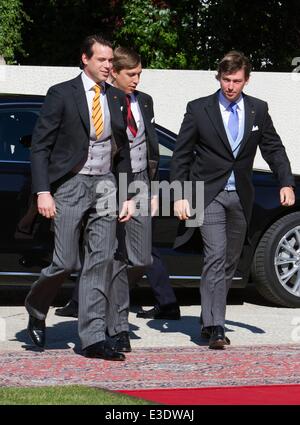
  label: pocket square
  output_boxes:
[151,117,155,123]
[252,125,259,131]
[120,106,123,111]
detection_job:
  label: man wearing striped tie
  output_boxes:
[25,34,134,361]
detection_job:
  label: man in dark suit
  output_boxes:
[25,34,134,361]
[170,51,295,349]
[106,46,161,351]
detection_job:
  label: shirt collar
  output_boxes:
[128,92,137,103]
[107,78,136,101]
[219,90,243,112]
[81,71,106,93]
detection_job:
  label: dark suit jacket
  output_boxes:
[170,90,295,246]
[135,90,159,181]
[31,74,133,194]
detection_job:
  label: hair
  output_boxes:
[112,46,141,72]
[216,50,251,80]
[79,34,113,69]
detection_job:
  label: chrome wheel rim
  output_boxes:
[274,225,300,298]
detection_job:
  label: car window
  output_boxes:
[0,109,39,162]
[159,144,173,157]
[156,129,175,158]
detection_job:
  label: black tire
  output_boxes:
[252,212,300,307]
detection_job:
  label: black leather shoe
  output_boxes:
[209,325,228,349]
[136,303,181,320]
[83,341,125,361]
[112,331,132,353]
[27,315,46,348]
[55,300,78,318]
[202,325,231,345]
[201,326,213,339]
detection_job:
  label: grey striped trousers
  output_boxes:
[25,172,117,349]
[199,190,247,327]
[107,169,152,336]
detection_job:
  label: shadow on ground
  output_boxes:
[14,312,266,352]
[14,319,81,352]
[145,315,265,346]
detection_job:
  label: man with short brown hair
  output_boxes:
[171,50,295,349]
[25,34,134,361]
[107,46,160,352]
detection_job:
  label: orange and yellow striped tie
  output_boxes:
[92,84,104,139]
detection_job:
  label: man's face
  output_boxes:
[82,42,113,83]
[219,69,249,102]
[111,64,142,94]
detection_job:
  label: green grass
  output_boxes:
[0,386,155,405]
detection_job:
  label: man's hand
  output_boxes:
[174,199,190,221]
[37,193,56,218]
[119,199,135,222]
[280,186,295,207]
[151,195,159,217]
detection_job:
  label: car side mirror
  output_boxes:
[20,134,32,147]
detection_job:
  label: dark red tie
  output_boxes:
[126,95,138,138]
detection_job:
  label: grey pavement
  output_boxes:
[1,287,300,351]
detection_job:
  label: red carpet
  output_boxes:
[120,384,300,405]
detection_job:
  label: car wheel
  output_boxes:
[252,212,300,307]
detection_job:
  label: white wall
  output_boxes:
[1,65,299,174]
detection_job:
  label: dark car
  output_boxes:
[1,94,300,307]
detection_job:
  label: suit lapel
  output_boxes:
[135,91,159,179]
[106,83,122,121]
[205,91,256,158]
[72,75,90,135]
[236,94,256,156]
[135,91,151,133]
[105,83,125,155]
[205,92,233,156]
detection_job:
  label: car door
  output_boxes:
[154,126,204,284]
[0,104,51,274]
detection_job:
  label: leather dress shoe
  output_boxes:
[83,341,125,361]
[201,326,230,345]
[136,303,181,320]
[27,315,46,348]
[55,299,78,318]
[201,326,214,339]
[111,331,132,353]
[209,325,228,349]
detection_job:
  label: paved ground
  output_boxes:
[0,285,300,351]
[1,285,300,394]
